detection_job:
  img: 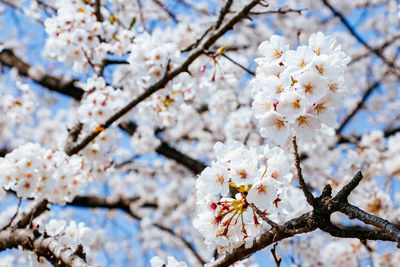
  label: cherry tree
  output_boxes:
[0,0,400,266]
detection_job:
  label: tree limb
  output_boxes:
[0,228,94,267]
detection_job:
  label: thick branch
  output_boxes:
[68,195,157,210]
[210,212,316,267]
[13,200,49,229]
[119,122,207,174]
[322,223,393,241]
[337,202,400,243]
[0,49,84,100]
[0,228,93,267]
[94,0,103,22]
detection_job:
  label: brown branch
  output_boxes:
[335,80,380,135]
[270,243,281,267]
[249,203,305,235]
[0,227,93,267]
[249,7,307,15]
[337,202,400,244]
[94,0,103,22]
[293,137,315,206]
[12,200,49,229]
[151,0,178,23]
[221,53,255,76]
[0,49,84,100]
[68,195,157,210]
[349,34,400,66]
[210,211,316,267]
[333,171,363,201]
[322,223,393,242]
[215,0,233,30]
[2,198,21,230]
[156,142,206,174]
[337,126,400,145]
[212,171,399,266]
[118,122,207,174]
[321,0,400,74]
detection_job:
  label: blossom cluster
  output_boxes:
[0,143,89,204]
[78,76,124,128]
[194,141,294,253]
[44,0,133,72]
[251,32,350,146]
[127,32,182,87]
[0,81,36,146]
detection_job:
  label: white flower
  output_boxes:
[259,112,291,146]
[308,31,337,56]
[258,35,289,61]
[293,115,321,142]
[252,91,277,118]
[296,71,328,104]
[247,178,279,210]
[198,164,229,196]
[284,45,315,71]
[276,91,306,121]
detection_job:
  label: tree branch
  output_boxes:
[210,211,316,267]
[215,0,233,30]
[293,137,315,206]
[151,0,178,23]
[321,0,400,74]
[335,80,380,135]
[0,227,93,267]
[337,202,400,244]
[333,171,363,201]
[0,49,84,100]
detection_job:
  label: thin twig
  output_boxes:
[221,53,255,76]
[2,198,22,230]
[321,0,400,74]
[334,171,363,201]
[215,0,233,29]
[250,7,307,15]
[270,242,281,267]
[335,80,381,135]
[151,0,178,23]
[292,137,315,206]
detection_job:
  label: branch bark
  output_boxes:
[0,228,94,267]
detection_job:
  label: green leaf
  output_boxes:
[129,17,136,30]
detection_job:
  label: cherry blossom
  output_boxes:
[251,32,350,146]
